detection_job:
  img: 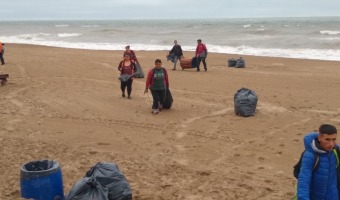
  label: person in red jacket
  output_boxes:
[123,45,138,63]
[118,53,137,99]
[144,59,169,115]
[195,39,208,72]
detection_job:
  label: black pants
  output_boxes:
[197,57,207,71]
[151,89,166,109]
[120,79,133,96]
[0,52,4,65]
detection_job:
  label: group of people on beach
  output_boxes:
[119,41,340,199]
[167,39,208,71]
[117,39,207,115]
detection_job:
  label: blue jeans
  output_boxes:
[173,56,181,69]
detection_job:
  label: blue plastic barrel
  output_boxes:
[20,160,64,200]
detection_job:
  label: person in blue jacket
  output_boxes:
[297,124,338,200]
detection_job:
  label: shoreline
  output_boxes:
[4,43,340,63]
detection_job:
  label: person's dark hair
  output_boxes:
[319,124,337,134]
[155,59,162,63]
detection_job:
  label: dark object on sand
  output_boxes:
[0,73,8,85]
[163,88,173,109]
[228,58,237,67]
[234,88,258,117]
[20,160,64,200]
[180,57,198,70]
[66,162,132,200]
[235,57,245,68]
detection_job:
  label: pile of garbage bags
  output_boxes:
[66,162,132,200]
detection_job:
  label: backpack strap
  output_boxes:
[313,153,320,170]
[333,148,339,168]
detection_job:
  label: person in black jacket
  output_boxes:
[167,40,183,70]
[0,42,5,65]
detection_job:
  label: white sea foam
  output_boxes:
[7,33,50,41]
[320,30,340,35]
[82,25,99,28]
[317,37,340,41]
[58,33,83,37]
[54,24,69,27]
[243,24,251,28]
[3,34,340,61]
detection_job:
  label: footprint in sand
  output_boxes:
[176,131,186,138]
[175,159,189,166]
[175,145,186,152]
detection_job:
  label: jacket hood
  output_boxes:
[304,132,327,154]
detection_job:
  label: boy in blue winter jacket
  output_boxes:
[297,124,338,200]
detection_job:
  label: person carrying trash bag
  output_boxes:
[123,45,144,78]
[167,40,183,70]
[144,59,169,115]
[195,39,208,71]
[118,53,137,99]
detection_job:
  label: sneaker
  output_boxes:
[172,68,176,71]
[204,68,207,71]
[122,93,126,98]
[151,109,159,115]
[159,105,163,112]
[197,68,200,72]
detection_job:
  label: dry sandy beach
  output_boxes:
[1,44,340,200]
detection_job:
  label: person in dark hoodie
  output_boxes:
[144,59,169,115]
[0,42,5,65]
[297,124,338,200]
[167,40,183,70]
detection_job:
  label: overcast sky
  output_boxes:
[1,0,340,20]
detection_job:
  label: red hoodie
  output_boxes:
[196,43,207,56]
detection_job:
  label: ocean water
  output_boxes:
[1,17,340,61]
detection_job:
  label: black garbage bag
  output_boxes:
[66,177,109,200]
[163,88,173,109]
[234,88,258,117]
[85,162,132,200]
[191,57,198,68]
[235,57,245,68]
[134,62,144,78]
[228,58,237,67]
[66,162,132,200]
